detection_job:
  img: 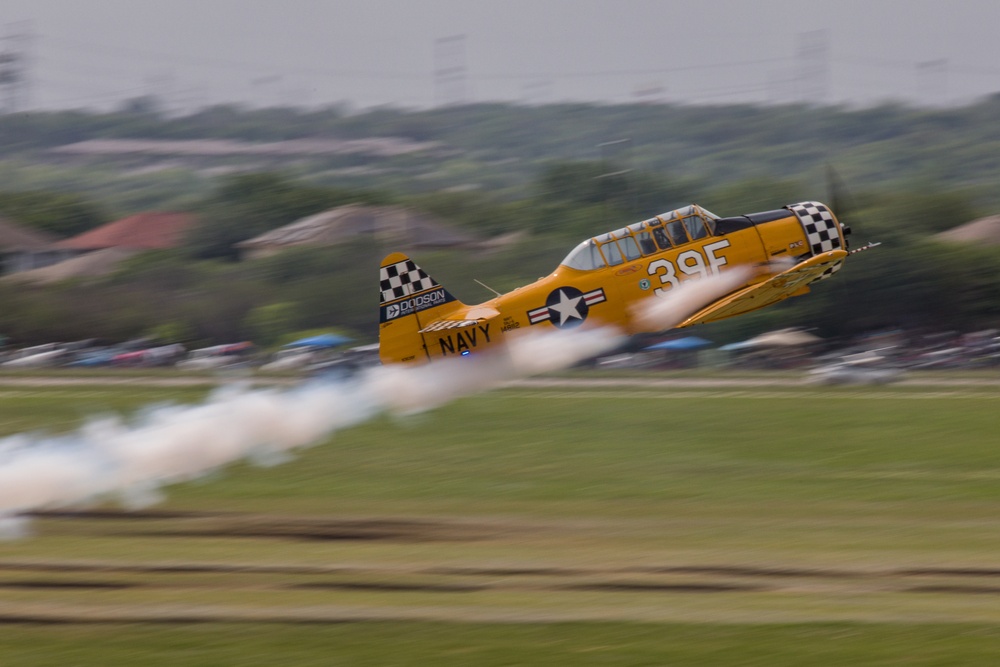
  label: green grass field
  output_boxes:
[1,380,1000,664]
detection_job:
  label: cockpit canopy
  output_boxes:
[561,204,720,271]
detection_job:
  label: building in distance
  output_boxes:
[237,204,480,260]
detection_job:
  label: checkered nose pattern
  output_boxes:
[787,201,843,255]
[379,259,439,304]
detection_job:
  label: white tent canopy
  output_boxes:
[742,328,823,348]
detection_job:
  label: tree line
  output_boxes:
[0,162,996,348]
[2,97,1000,208]
[0,98,998,346]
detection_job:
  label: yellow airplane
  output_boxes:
[379,201,871,364]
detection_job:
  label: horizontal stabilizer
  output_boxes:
[420,306,500,333]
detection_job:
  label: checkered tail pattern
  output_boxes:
[379,259,440,304]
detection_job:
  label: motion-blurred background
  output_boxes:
[2,4,1000,664]
[0,0,997,364]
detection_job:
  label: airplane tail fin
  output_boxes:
[378,252,462,363]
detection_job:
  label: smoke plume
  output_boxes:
[0,267,748,533]
[632,265,753,331]
[0,329,622,526]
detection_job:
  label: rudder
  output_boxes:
[378,252,463,363]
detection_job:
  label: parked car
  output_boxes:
[176,342,253,371]
[808,350,903,385]
[66,347,120,368]
[1,343,68,369]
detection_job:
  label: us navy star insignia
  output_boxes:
[526,286,607,329]
[548,289,583,323]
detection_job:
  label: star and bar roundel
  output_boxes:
[527,286,607,329]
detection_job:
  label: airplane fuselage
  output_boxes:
[379,202,849,364]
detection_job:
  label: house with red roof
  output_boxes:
[5,212,196,284]
[54,212,195,252]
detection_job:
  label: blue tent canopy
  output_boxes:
[644,336,712,351]
[285,333,352,348]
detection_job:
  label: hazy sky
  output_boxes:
[4,0,1000,111]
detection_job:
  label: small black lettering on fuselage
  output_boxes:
[438,324,492,356]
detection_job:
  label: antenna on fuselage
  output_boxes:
[474,279,502,298]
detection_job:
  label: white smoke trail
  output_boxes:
[0,514,30,540]
[368,326,625,414]
[631,265,754,331]
[0,382,380,518]
[0,265,752,534]
[0,330,619,527]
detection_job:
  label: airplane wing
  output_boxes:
[675,250,849,327]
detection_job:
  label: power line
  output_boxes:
[44,33,793,83]
[38,84,155,108]
[45,35,428,81]
[796,30,830,105]
[475,58,793,81]
[835,55,1000,78]
[916,59,949,107]
[28,32,1000,109]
